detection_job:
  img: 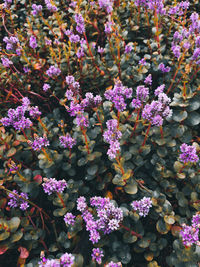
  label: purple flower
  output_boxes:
[28,134,49,151]
[104,80,132,111]
[144,74,152,85]
[154,84,165,96]
[69,34,80,43]
[1,57,13,67]
[125,44,133,54]
[142,90,172,126]
[91,248,104,264]
[32,4,43,16]
[105,21,113,34]
[179,143,199,164]
[172,45,181,58]
[29,36,37,49]
[64,213,76,226]
[23,67,30,73]
[81,93,102,108]
[103,119,122,145]
[98,46,104,54]
[192,213,200,228]
[76,113,89,127]
[42,178,68,195]
[139,58,146,65]
[60,253,75,267]
[106,261,122,267]
[180,224,199,247]
[77,196,87,212]
[3,36,19,50]
[131,197,152,217]
[98,0,113,13]
[59,134,76,149]
[131,98,142,109]
[159,63,171,73]
[45,0,58,12]
[29,106,41,119]
[46,65,61,77]
[74,13,85,34]
[43,83,50,92]
[1,104,33,131]
[8,190,29,211]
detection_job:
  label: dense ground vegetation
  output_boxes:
[0,0,200,266]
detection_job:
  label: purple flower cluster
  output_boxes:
[134,0,166,14]
[74,13,85,34]
[46,65,61,77]
[65,75,80,99]
[103,119,122,159]
[1,97,41,130]
[42,178,68,195]
[59,134,76,149]
[38,252,74,267]
[76,196,123,244]
[91,248,104,264]
[32,4,43,16]
[98,0,113,13]
[179,143,199,164]
[125,44,133,54]
[81,93,102,108]
[29,36,37,49]
[8,190,29,211]
[3,36,19,50]
[28,134,49,151]
[131,85,149,109]
[1,57,13,67]
[131,197,152,217]
[64,212,76,226]
[168,1,190,16]
[105,261,122,267]
[1,100,31,130]
[43,83,50,92]
[144,74,152,85]
[192,213,200,228]
[139,58,146,65]
[141,88,172,126]
[105,21,113,34]
[159,63,171,73]
[179,224,199,247]
[104,80,132,112]
[45,0,58,12]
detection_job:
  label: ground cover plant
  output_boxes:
[0,0,200,266]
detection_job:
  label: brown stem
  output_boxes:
[141,123,151,148]
[56,192,66,208]
[120,224,142,239]
[81,127,90,154]
[130,108,140,138]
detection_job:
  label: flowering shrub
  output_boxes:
[0,0,200,266]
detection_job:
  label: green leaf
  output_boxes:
[7,147,17,157]
[124,181,138,195]
[173,110,187,122]
[0,232,10,241]
[186,111,200,126]
[10,231,23,243]
[53,208,67,217]
[8,217,20,232]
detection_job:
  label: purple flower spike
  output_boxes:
[64,213,76,226]
[42,178,68,195]
[59,134,76,149]
[8,190,29,211]
[91,248,104,265]
[180,224,199,247]
[60,253,75,267]
[131,197,152,217]
[179,143,199,164]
